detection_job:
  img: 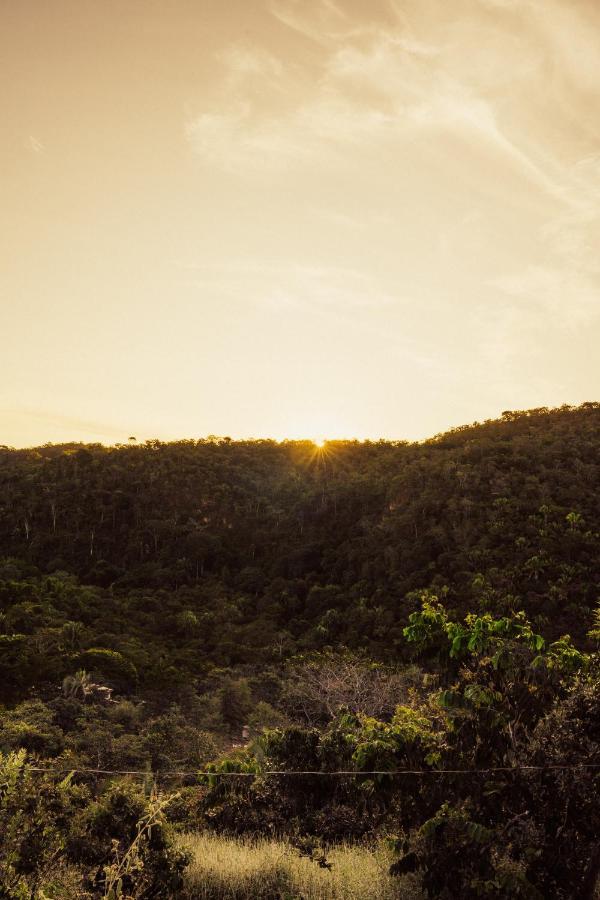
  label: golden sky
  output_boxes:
[2,0,600,446]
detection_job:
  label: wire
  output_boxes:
[26,763,600,778]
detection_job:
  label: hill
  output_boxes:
[3,404,600,898]
[1,403,599,684]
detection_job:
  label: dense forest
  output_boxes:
[2,404,600,898]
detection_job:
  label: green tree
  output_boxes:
[220,678,253,735]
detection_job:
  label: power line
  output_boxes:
[26,762,600,778]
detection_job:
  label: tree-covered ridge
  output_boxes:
[1,402,600,655]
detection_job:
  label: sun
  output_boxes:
[313,437,326,448]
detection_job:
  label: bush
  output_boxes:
[68,782,190,897]
[0,749,88,898]
[77,648,138,692]
[0,750,190,899]
[0,700,64,756]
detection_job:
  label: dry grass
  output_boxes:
[179,831,423,899]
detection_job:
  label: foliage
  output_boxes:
[68,782,191,897]
[392,801,537,899]
[392,600,600,898]
[199,594,600,897]
[281,650,423,725]
[90,788,190,899]
[199,704,442,840]
[0,749,88,898]
[0,750,190,899]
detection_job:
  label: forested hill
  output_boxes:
[1,403,600,675]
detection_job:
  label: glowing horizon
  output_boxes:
[2,0,600,449]
[4,405,591,451]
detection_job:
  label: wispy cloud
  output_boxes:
[269,0,368,44]
[185,1,597,213]
[0,409,135,445]
[180,260,401,312]
[492,265,600,330]
[26,135,45,154]
[217,42,285,87]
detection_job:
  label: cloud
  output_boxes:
[26,135,45,154]
[217,43,285,86]
[0,409,134,444]
[259,263,400,311]
[177,258,444,378]
[312,206,395,229]
[185,2,596,209]
[181,260,401,312]
[531,0,600,95]
[490,150,600,334]
[269,0,371,44]
[492,265,600,330]
[477,0,521,8]
[186,90,398,172]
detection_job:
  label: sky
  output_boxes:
[2,0,600,447]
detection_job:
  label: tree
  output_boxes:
[0,749,87,897]
[63,668,93,701]
[220,678,253,735]
[282,650,423,725]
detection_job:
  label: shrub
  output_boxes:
[68,782,190,897]
[0,749,88,898]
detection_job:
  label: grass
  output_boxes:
[179,831,423,899]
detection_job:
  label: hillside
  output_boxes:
[1,404,599,686]
[3,404,600,898]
